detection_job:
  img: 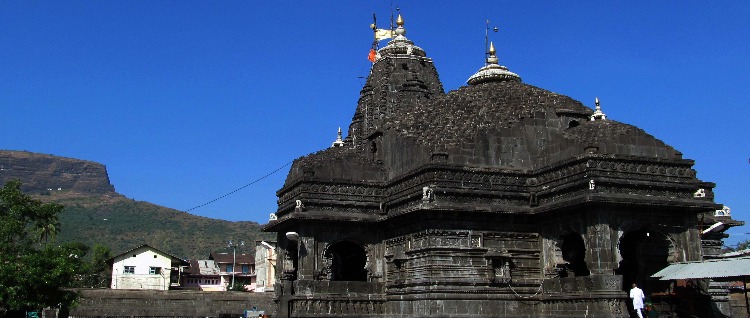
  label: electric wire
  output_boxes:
[185,161,293,212]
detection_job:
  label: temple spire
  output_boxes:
[375,13,426,58]
[590,97,607,121]
[332,127,345,147]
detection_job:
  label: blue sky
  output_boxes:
[2,1,748,245]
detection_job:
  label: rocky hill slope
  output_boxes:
[0,150,115,195]
[0,150,269,259]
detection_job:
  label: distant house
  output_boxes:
[254,240,276,292]
[181,259,225,291]
[109,244,188,290]
[209,252,256,291]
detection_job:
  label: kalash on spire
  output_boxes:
[467,41,521,85]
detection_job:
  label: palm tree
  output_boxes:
[35,204,61,243]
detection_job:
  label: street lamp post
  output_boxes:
[228,240,244,289]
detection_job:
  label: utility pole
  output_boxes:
[228,240,244,289]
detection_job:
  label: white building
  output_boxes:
[182,259,225,291]
[254,240,276,292]
[109,244,188,290]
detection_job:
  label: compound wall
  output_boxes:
[70,289,275,318]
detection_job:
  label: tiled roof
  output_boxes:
[107,244,189,266]
[209,252,254,264]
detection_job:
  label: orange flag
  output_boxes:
[368,49,377,62]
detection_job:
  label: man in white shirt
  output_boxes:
[629,283,646,318]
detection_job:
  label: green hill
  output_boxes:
[54,194,270,259]
[1,150,271,260]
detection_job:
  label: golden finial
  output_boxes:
[486,42,498,65]
[397,14,404,27]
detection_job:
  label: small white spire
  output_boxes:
[590,97,607,121]
[332,127,345,147]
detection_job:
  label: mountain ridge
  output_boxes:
[0,150,268,259]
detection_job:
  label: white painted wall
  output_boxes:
[254,241,276,292]
[111,246,175,290]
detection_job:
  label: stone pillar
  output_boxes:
[297,236,314,280]
[586,222,618,275]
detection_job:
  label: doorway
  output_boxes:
[617,229,673,294]
[324,241,368,281]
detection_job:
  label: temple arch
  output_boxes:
[616,229,676,293]
[323,241,368,281]
[557,232,591,277]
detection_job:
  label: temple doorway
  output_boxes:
[324,241,368,281]
[617,229,673,295]
[560,232,590,277]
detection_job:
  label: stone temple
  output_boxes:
[263,16,739,317]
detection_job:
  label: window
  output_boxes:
[226,265,233,273]
[149,267,161,275]
[242,265,250,273]
[124,266,135,274]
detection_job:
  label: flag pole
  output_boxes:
[485,20,489,65]
[368,14,378,63]
[373,13,379,48]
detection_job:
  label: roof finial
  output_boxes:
[395,14,406,36]
[467,39,521,85]
[590,97,607,121]
[485,20,499,66]
[332,127,345,147]
[487,42,498,65]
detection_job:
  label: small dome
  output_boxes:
[467,42,520,85]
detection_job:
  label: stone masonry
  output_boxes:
[263,15,736,317]
[70,289,275,318]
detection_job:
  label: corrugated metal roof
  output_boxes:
[720,248,750,258]
[652,257,750,280]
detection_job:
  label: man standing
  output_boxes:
[630,283,646,318]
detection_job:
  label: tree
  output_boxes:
[731,240,750,251]
[228,278,251,292]
[81,244,112,288]
[0,179,62,250]
[0,180,88,314]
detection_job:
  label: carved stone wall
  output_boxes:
[263,20,729,317]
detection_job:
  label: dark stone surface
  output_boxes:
[70,289,275,318]
[263,24,739,318]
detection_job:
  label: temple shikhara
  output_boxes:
[263,15,741,317]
